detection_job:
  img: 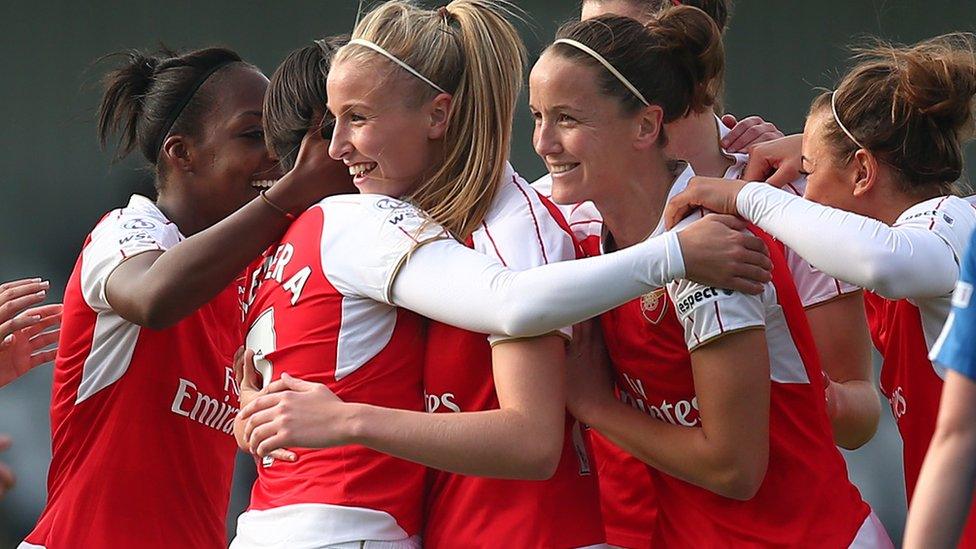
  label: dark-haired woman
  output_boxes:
[667,32,976,547]
[531,10,889,546]
[20,47,345,549]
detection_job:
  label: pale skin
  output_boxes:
[904,371,976,549]
[666,112,903,447]
[237,57,566,480]
[531,51,770,499]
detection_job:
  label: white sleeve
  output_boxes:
[80,209,181,311]
[736,183,971,299]
[666,214,767,351]
[390,229,685,338]
[319,195,448,303]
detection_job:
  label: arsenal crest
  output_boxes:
[640,288,668,324]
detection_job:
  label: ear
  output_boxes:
[851,149,879,197]
[160,135,193,174]
[634,105,665,151]
[427,92,453,140]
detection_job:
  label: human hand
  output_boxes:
[673,212,772,295]
[665,177,746,229]
[265,117,355,214]
[0,278,62,388]
[720,114,785,153]
[232,348,296,462]
[741,133,804,187]
[565,320,616,425]
[240,373,349,458]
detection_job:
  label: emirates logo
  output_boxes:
[641,288,668,324]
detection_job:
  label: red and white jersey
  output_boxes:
[863,196,976,500]
[423,165,605,549]
[233,194,442,548]
[23,195,246,549]
[601,205,870,546]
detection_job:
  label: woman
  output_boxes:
[531,10,885,546]
[666,32,976,547]
[20,46,349,549]
[233,2,771,548]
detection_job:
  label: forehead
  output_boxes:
[327,57,413,109]
[209,65,268,120]
[530,51,602,105]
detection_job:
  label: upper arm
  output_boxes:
[104,251,165,323]
[805,291,872,383]
[491,335,567,428]
[690,329,770,479]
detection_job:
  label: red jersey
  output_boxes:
[423,166,604,549]
[600,207,870,546]
[863,195,976,546]
[24,195,246,549]
[232,195,440,548]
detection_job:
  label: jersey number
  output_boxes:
[245,307,277,389]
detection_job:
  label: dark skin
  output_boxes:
[106,64,352,330]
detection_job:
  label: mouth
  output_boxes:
[348,162,378,185]
[548,162,580,176]
[250,179,278,190]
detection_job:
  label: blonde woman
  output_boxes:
[233,1,772,548]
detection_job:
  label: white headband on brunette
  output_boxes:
[348,38,448,95]
[831,90,867,150]
[553,38,650,107]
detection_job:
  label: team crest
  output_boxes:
[640,288,668,324]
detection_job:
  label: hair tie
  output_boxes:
[151,59,235,164]
[553,39,650,107]
[671,0,682,5]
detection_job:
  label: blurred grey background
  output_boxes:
[1,1,975,546]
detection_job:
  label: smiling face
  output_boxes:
[326,58,439,197]
[529,51,648,206]
[180,65,280,223]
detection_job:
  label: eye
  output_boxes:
[798,169,811,177]
[349,112,368,123]
[558,113,578,125]
[244,130,265,140]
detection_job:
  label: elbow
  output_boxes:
[711,455,768,501]
[497,303,545,339]
[139,303,181,331]
[516,436,562,481]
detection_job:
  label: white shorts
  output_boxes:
[849,511,895,549]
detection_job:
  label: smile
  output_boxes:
[250,179,278,189]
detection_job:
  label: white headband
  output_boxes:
[348,38,448,95]
[553,38,650,107]
[831,90,866,150]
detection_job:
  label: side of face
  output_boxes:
[529,51,648,206]
[801,111,864,212]
[326,58,443,198]
[169,65,279,223]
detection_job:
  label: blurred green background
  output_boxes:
[1,1,975,546]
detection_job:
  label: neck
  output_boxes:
[874,189,938,226]
[155,188,207,236]
[596,158,677,250]
[674,110,734,178]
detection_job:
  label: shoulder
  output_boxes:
[897,195,976,263]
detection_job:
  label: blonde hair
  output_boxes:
[335,0,526,240]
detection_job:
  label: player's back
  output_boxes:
[24,196,243,549]
[234,195,430,548]
[423,166,604,549]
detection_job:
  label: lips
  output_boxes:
[348,162,378,179]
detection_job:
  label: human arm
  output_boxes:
[720,114,785,154]
[904,370,976,549]
[106,128,353,329]
[569,329,770,500]
[665,179,964,299]
[805,292,880,449]
[0,278,62,387]
[241,335,567,480]
[390,213,771,338]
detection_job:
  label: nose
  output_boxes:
[329,119,352,161]
[258,146,283,178]
[533,119,563,159]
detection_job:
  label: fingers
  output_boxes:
[278,372,315,391]
[725,121,781,153]
[720,113,738,129]
[720,115,763,151]
[0,314,43,342]
[256,434,291,459]
[0,460,13,498]
[766,164,802,188]
[241,349,260,391]
[243,406,279,446]
[28,329,60,351]
[703,213,748,231]
[0,288,48,330]
[742,154,776,183]
[664,191,697,230]
[267,448,297,462]
[22,308,62,338]
[30,348,58,368]
[232,346,245,387]
[239,392,283,424]
[725,277,765,295]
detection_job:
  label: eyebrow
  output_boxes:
[237,110,263,120]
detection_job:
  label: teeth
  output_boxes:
[550,164,578,174]
[251,179,277,189]
[348,163,377,178]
